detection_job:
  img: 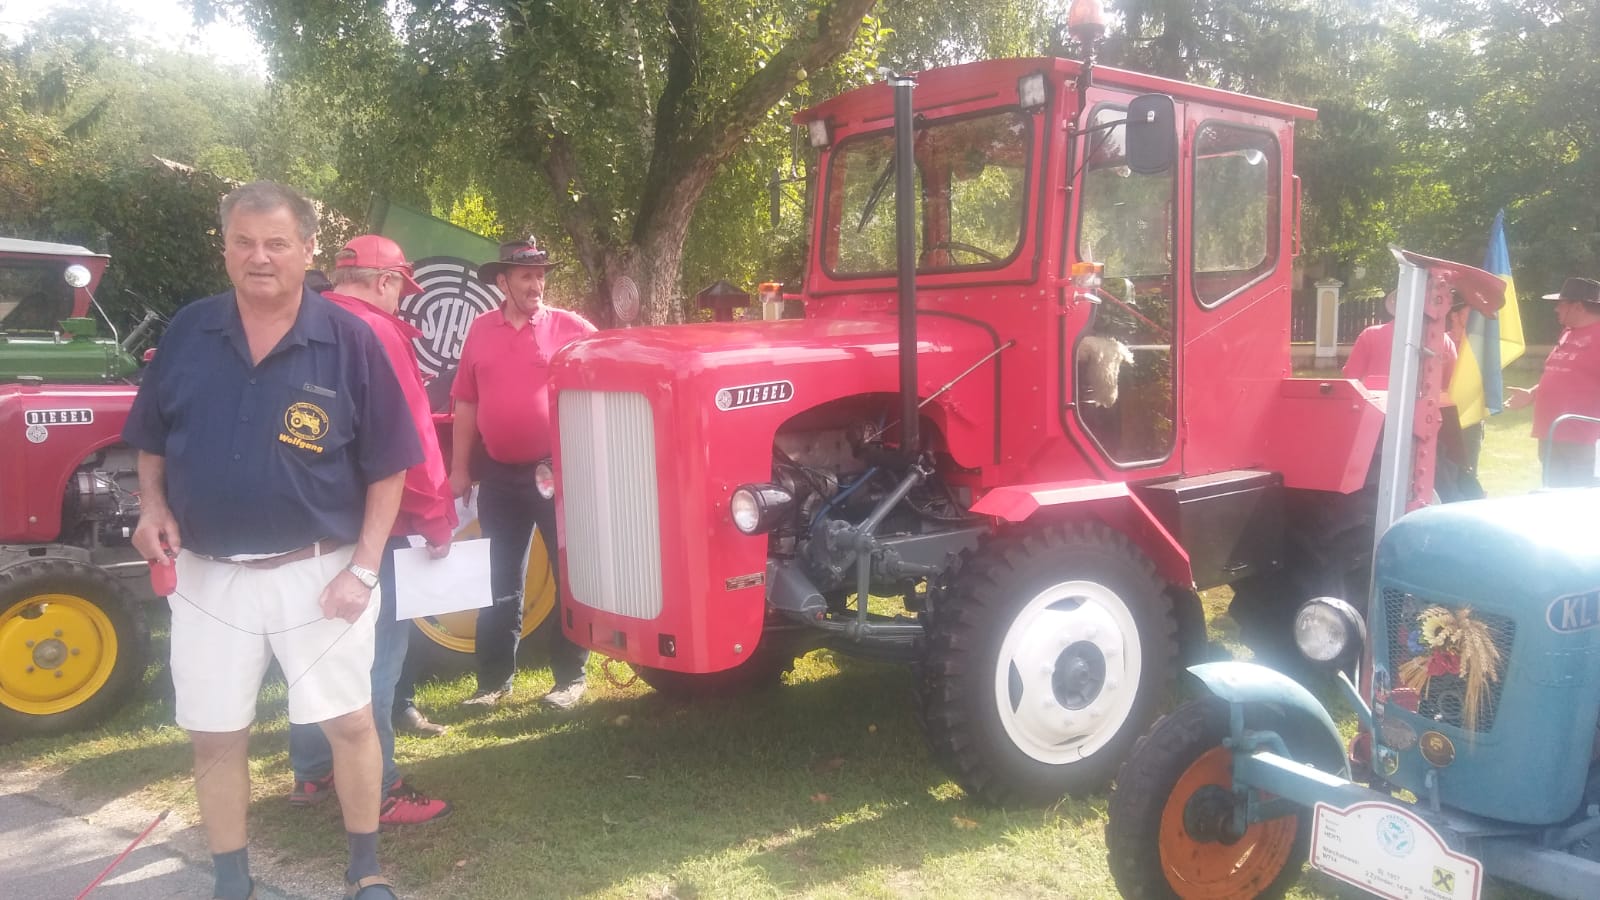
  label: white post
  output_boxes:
[1313,278,1343,369]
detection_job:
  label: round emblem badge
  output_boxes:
[25,424,47,443]
[611,275,641,325]
[1419,730,1456,768]
[715,389,733,410]
[284,402,329,441]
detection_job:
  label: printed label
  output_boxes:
[715,380,795,411]
[1311,801,1481,900]
[25,408,93,426]
[1548,589,1600,633]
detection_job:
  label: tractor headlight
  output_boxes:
[729,483,794,535]
[534,458,556,500]
[1294,597,1366,667]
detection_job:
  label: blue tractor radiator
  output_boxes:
[1370,488,1600,825]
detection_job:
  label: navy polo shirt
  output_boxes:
[123,288,423,556]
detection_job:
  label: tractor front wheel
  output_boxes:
[919,522,1176,805]
[0,558,148,740]
[1106,697,1308,899]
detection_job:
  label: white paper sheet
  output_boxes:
[392,537,492,620]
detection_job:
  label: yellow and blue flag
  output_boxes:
[1449,209,1525,426]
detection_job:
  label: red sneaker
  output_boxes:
[379,780,453,829]
[289,773,335,807]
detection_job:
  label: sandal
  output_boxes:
[344,874,398,899]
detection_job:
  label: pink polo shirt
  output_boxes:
[324,291,457,545]
[1533,322,1600,444]
[452,304,596,463]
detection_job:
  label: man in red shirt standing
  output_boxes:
[451,238,596,709]
[286,235,455,826]
[1506,276,1600,487]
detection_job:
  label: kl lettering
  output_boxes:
[1548,590,1600,632]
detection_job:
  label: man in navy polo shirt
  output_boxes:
[124,181,421,900]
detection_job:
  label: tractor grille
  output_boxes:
[1383,587,1516,733]
[557,390,663,619]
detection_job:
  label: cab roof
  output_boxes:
[796,57,1317,128]
[0,237,109,259]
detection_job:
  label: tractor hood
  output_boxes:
[551,314,1006,470]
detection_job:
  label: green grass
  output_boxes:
[0,368,1550,898]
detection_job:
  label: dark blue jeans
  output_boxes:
[475,467,588,694]
[289,536,410,790]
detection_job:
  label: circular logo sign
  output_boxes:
[1376,813,1416,858]
[611,275,641,324]
[25,424,47,443]
[1419,730,1455,768]
[284,402,329,441]
[715,389,733,410]
[398,256,505,377]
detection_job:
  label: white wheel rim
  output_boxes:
[993,578,1143,764]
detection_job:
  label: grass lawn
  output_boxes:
[0,367,1551,899]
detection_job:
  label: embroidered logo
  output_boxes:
[280,402,329,453]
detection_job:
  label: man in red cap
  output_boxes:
[285,234,456,827]
[1506,276,1600,486]
[451,237,596,708]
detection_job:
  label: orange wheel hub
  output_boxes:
[1158,747,1298,899]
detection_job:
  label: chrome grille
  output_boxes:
[557,390,663,619]
[1383,587,1516,733]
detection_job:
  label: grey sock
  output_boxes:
[212,846,251,899]
[347,829,380,883]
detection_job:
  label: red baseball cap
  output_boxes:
[335,235,425,297]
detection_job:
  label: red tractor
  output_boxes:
[0,239,153,738]
[545,48,1409,805]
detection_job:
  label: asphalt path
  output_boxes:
[0,783,302,900]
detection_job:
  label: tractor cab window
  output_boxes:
[824,110,1032,276]
[1192,122,1280,306]
[0,263,75,332]
[1072,104,1177,466]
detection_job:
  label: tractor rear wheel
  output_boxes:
[0,558,148,740]
[406,523,558,676]
[1106,697,1308,899]
[919,522,1176,805]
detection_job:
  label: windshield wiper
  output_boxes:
[856,154,897,233]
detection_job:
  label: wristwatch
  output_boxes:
[346,563,380,590]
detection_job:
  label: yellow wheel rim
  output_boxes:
[0,592,120,716]
[413,520,557,654]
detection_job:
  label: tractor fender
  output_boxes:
[969,480,1192,587]
[1189,660,1350,778]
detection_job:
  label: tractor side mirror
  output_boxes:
[1124,93,1176,175]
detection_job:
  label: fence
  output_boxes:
[1289,290,1386,344]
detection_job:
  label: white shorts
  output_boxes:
[167,546,377,732]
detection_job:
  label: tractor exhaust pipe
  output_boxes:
[891,73,920,460]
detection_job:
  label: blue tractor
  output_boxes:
[1106,250,1600,899]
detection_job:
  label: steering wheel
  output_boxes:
[921,240,1003,264]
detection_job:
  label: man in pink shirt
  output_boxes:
[287,235,455,827]
[451,238,596,708]
[1506,276,1600,487]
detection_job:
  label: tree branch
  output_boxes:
[543,131,610,280]
[634,0,877,243]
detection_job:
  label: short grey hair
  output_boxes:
[219,181,319,241]
[330,264,384,288]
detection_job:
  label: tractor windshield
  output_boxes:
[0,262,75,332]
[823,109,1032,276]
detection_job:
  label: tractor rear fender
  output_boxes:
[1188,660,1350,778]
[969,480,1193,588]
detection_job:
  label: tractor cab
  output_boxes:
[0,238,143,383]
[546,49,1428,808]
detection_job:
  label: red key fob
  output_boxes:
[148,559,177,596]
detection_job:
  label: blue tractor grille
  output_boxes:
[1383,588,1517,733]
